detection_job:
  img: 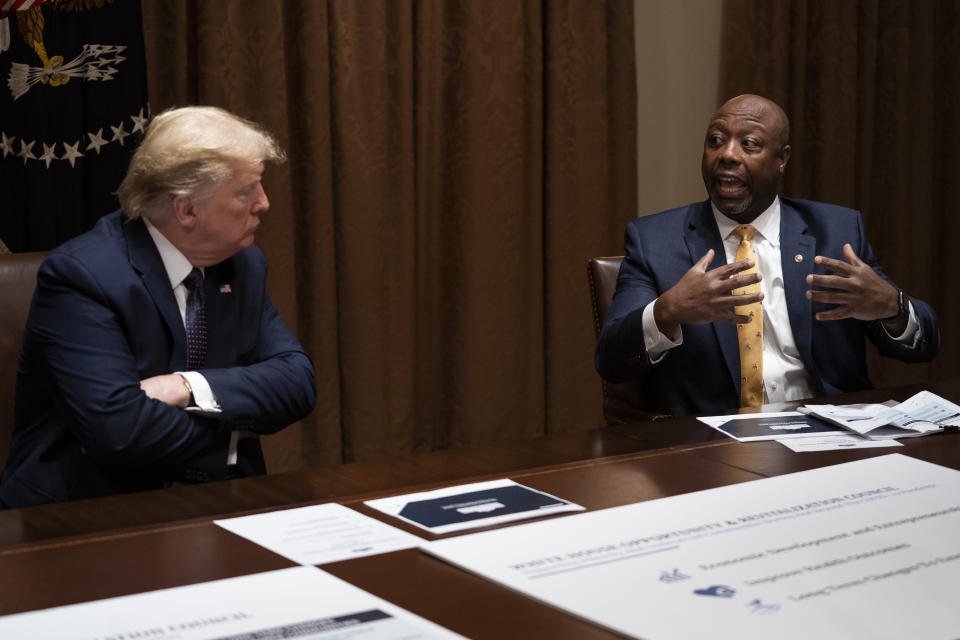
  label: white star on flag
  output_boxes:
[87,129,108,154]
[62,141,83,168]
[130,108,148,134]
[18,139,35,165]
[0,132,14,158]
[40,142,58,168]
[110,122,129,145]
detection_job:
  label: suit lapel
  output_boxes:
[684,201,741,394]
[123,217,187,370]
[779,201,819,388]
[204,258,239,368]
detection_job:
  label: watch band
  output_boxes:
[897,288,909,317]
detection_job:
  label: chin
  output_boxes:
[713,196,751,218]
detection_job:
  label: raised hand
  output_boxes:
[805,243,899,322]
[654,249,764,336]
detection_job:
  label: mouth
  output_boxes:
[714,175,748,198]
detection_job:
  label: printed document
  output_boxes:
[365,478,584,534]
[0,566,465,639]
[800,390,960,439]
[698,411,843,441]
[777,435,902,452]
[424,454,960,639]
[215,502,423,565]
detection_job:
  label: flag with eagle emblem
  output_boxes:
[0,0,147,252]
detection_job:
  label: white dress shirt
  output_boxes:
[144,219,238,464]
[641,197,919,404]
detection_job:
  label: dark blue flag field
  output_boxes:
[0,0,147,252]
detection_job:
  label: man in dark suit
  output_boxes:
[0,107,316,508]
[596,95,938,416]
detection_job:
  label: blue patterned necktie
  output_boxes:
[183,268,207,370]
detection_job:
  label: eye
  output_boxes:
[742,138,761,151]
[707,133,725,147]
[237,183,258,199]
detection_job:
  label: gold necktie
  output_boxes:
[733,224,763,407]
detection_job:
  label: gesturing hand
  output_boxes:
[805,243,899,322]
[654,249,764,336]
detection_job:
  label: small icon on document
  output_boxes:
[659,568,690,583]
[746,598,780,614]
[693,585,735,598]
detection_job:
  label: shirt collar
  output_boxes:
[711,196,781,246]
[143,217,198,289]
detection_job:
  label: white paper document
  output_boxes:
[800,390,960,439]
[364,478,584,534]
[778,435,903,452]
[215,503,423,565]
[0,566,465,639]
[424,454,960,639]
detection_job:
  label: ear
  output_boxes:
[778,144,791,174]
[170,194,198,229]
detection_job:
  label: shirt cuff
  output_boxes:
[642,299,682,362]
[177,370,223,415]
[884,300,921,347]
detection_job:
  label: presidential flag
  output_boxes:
[0,0,147,252]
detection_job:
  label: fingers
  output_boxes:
[813,255,853,275]
[806,273,855,291]
[714,258,757,279]
[842,243,863,265]
[814,307,852,321]
[715,308,762,324]
[814,243,862,274]
[693,249,715,271]
[725,271,762,291]
[726,291,764,306]
[806,289,853,305]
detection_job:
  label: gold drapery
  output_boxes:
[142,0,637,471]
[722,0,959,388]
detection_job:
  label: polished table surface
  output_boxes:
[2,380,958,638]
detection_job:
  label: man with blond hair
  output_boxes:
[0,106,316,508]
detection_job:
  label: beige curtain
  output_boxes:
[142,0,637,472]
[721,0,960,389]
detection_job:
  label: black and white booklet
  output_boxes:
[699,412,843,442]
[364,479,584,534]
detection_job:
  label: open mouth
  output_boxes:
[715,176,747,197]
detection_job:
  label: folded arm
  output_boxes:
[32,254,226,471]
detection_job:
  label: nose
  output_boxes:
[718,139,740,164]
[253,182,270,213]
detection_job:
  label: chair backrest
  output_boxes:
[587,256,667,423]
[0,251,46,467]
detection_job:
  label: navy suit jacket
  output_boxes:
[595,198,939,416]
[0,211,316,507]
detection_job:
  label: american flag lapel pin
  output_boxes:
[219,284,232,294]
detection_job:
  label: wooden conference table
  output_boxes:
[1,380,959,638]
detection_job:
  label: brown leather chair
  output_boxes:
[0,251,46,468]
[587,256,668,424]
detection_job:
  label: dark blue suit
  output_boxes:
[595,198,939,416]
[0,211,316,507]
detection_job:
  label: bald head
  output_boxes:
[715,94,791,148]
[701,94,792,223]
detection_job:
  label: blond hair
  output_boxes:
[117,106,285,219]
